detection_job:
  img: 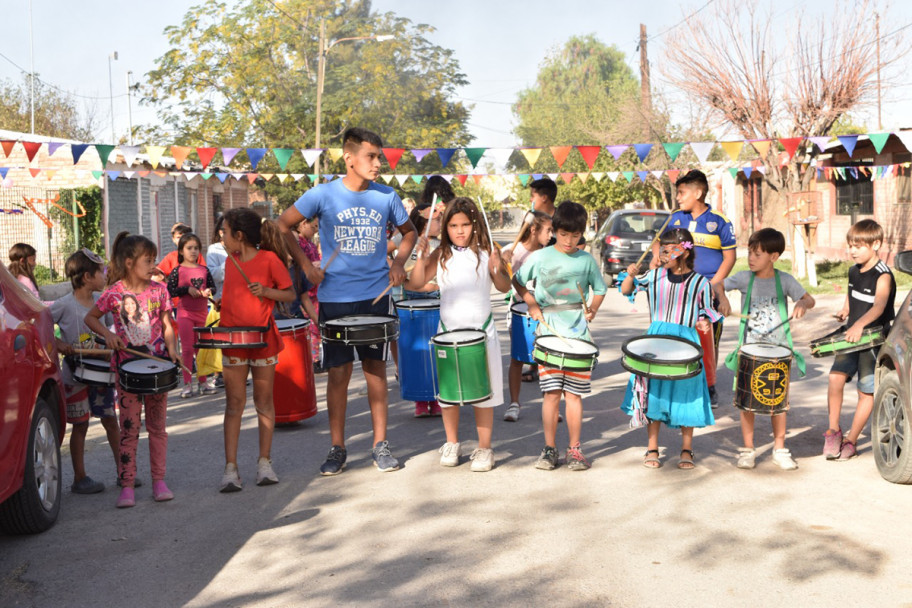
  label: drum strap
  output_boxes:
[440,313,492,334]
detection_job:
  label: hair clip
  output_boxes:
[81,248,104,264]
[681,241,694,249]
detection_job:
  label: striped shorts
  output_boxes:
[539,365,592,396]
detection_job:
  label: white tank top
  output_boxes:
[437,248,491,331]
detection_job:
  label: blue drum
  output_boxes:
[395,298,440,401]
[510,301,539,364]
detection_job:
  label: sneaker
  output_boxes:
[320,445,347,476]
[202,377,218,395]
[535,445,559,470]
[72,476,105,494]
[566,445,591,471]
[470,448,495,472]
[708,385,719,408]
[220,463,243,493]
[256,457,279,485]
[429,401,442,416]
[823,428,843,459]
[117,477,142,488]
[181,385,193,399]
[736,448,756,469]
[116,487,135,508]
[438,442,461,467]
[214,376,226,388]
[414,401,431,418]
[772,448,798,470]
[152,480,174,501]
[837,441,858,461]
[503,402,521,422]
[372,440,400,472]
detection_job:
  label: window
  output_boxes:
[896,153,911,204]
[836,171,873,215]
[212,193,222,224]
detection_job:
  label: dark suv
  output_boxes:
[591,208,671,284]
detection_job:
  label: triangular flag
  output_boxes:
[230,172,244,180]
[221,147,241,165]
[868,133,890,154]
[137,170,150,177]
[441,174,454,183]
[197,147,218,169]
[549,146,572,168]
[520,148,542,168]
[576,145,601,169]
[622,171,635,183]
[71,143,90,165]
[488,148,514,168]
[590,172,605,182]
[578,172,590,183]
[246,148,267,170]
[275,174,288,184]
[633,144,653,163]
[720,141,743,162]
[690,142,715,163]
[472,175,484,185]
[650,170,664,179]
[606,145,629,161]
[273,148,294,171]
[123,171,135,180]
[560,172,575,184]
[380,174,393,184]
[382,148,405,170]
[411,148,432,163]
[410,175,423,185]
[305,174,317,182]
[95,144,116,167]
[47,142,64,157]
[464,148,487,169]
[291,174,305,182]
[607,171,620,182]
[0,167,7,179]
[750,140,771,157]
[743,167,753,179]
[666,169,680,183]
[662,142,685,162]
[120,145,141,167]
[42,169,54,181]
[518,174,530,186]
[779,137,803,159]
[169,172,182,177]
[456,174,468,186]
[91,171,103,180]
[437,148,457,167]
[145,146,166,169]
[728,168,738,178]
[108,171,121,181]
[327,148,344,163]
[171,146,192,168]
[395,174,409,186]
[28,168,41,178]
[246,173,258,184]
[837,135,858,158]
[546,173,558,181]
[217,173,230,183]
[260,173,274,182]
[22,142,42,163]
[0,141,15,157]
[636,170,650,181]
[757,166,767,175]
[808,136,831,152]
[200,173,213,181]
[301,149,322,167]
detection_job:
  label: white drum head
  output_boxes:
[537,335,598,355]
[741,343,792,358]
[330,315,395,326]
[434,329,485,344]
[510,302,530,316]
[397,299,440,310]
[121,359,176,373]
[80,358,110,369]
[627,337,699,360]
[275,318,310,331]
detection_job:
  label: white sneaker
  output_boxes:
[470,448,495,472]
[180,385,193,399]
[736,448,756,469]
[503,402,521,422]
[202,377,218,395]
[256,457,279,485]
[438,442,461,467]
[772,448,798,470]
[220,463,242,493]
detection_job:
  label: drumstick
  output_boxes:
[371,282,394,306]
[577,282,590,316]
[123,347,192,376]
[726,312,756,320]
[537,316,575,349]
[757,314,795,337]
[322,244,341,271]
[418,194,437,260]
[228,253,263,302]
[509,211,535,251]
[73,348,114,356]
[476,196,495,254]
[634,214,674,270]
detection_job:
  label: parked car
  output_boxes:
[0,264,66,533]
[591,208,671,284]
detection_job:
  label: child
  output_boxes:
[206,216,228,296]
[51,249,120,494]
[295,216,323,370]
[85,232,180,508]
[718,228,815,470]
[823,219,896,460]
[154,223,206,281]
[501,211,553,422]
[515,202,606,470]
[217,208,295,492]
[167,233,217,398]
[407,197,512,471]
[8,242,42,300]
[529,177,557,218]
[621,228,719,470]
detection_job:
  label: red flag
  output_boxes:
[23,141,42,162]
[456,174,468,186]
[197,147,218,169]
[29,168,41,178]
[665,169,680,184]
[382,148,405,170]
[779,137,803,159]
[550,146,572,168]
[560,172,575,184]
[576,145,601,169]
[246,173,258,184]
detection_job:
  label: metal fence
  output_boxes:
[0,185,70,281]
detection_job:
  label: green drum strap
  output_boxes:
[776,270,805,377]
[439,313,492,334]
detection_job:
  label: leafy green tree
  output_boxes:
[49,187,106,258]
[0,76,96,140]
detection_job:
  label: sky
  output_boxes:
[2,0,910,148]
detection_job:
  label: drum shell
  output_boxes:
[620,335,702,380]
[320,315,399,345]
[734,345,791,415]
[73,358,116,388]
[533,336,599,372]
[395,300,440,401]
[117,360,179,395]
[432,331,491,406]
[274,319,317,423]
[510,303,538,364]
[193,326,267,349]
[810,326,884,358]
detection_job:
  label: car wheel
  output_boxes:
[872,370,912,484]
[0,397,62,534]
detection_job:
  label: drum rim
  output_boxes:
[78,358,112,370]
[621,335,703,364]
[193,325,269,333]
[394,298,441,311]
[809,325,884,357]
[738,343,793,357]
[621,357,702,380]
[809,325,883,347]
[120,359,178,371]
[509,302,531,315]
[532,335,600,358]
[324,314,398,325]
[432,329,486,346]
[274,318,311,329]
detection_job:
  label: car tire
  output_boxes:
[872,370,912,484]
[0,396,62,534]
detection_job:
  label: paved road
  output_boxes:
[2,282,912,608]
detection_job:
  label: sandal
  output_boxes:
[643,449,662,469]
[521,368,538,383]
[678,449,695,470]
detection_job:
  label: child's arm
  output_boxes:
[711,249,736,287]
[55,337,74,356]
[585,294,605,322]
[713,283,732,316]
[203,268,216,298]
[620,263,639,296]
[300,294,318,320]
[391,220,418,286]
[85,306,124,350]
[845,274,892,342]
[249,282,295,303]
[793,292,815,319]
[160,309,180,362]
[489,248,511,293]
[167,267,195,298]
[404,240,438,291]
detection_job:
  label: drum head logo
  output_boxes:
[751,361,789,407]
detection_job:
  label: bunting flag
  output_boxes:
[808,136,830,152]
[666,169,680,183]
[720,141,743,162]
[606,144,629,161]
[22,141,42,163]
[411,148,431,163]
[637,170,649,181]
[622,171,636,183]
[550,146,572,168]
[171,146,192,168]
[750,140,771,157]
[634,143,653,163]
[895,132,912,157]
[383,148,405,170]
[217,173,230,183]
[520,148,542,168]
[47,142,64,157]
[71,143,90,164]
[868,133,890,154]
[1,141,15,157]
[743,167,753,179]
[576,145,601,169]
[146,146,166,169]
[464,147,486,169]
[591,172,605,182]
[108,171,121,181]
[410,175,422,185]
[197,147,218,169]
[221,147,241,165]
[301,149,322,167]
[95,144,116,167]
[455,175,468,186]
[327,148,344,163]
[779,137,803,159]
[690,142,715,163]
[662,142,685,162]
[437,148,457,168]
[29,168,41,178]
[273,148,294,171]
[518,174,530,186]
[488,148,514,168]
[120,145,141,167]
[837,135,859,158]
[560,172,574,184]
[246,148,268,170]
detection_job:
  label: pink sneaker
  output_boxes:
[836,441,858,461]
[153,480,174,502]
[823,428,843,460]
[116,487,135,508]
[429,401,442,417]
[414,401,431,418]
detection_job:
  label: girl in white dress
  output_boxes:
[407,197,512,471]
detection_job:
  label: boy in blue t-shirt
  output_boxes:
[278,127,417,476]
[515,201,607,471]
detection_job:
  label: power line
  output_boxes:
[0,49,128,101]
[648,0,718,42]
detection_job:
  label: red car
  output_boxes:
[0,264,66,533]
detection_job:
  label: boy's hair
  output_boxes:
[438,197,492,272]
[675,169,709,200]
[342,127,383,153]
[529,177,557,203]
[748,228,786,256]
[421,175,455,204]
[847,219,884,246]
[109,231,157,285]
[551,201,587,234]
[659,228,696,271]
[65,250,104,289]
[213,214,225,243]
[8,242,38,288]
[176,233,203,265]
[171,223,192,238]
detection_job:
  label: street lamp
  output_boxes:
[108,51,118,143]
[314,21,395,180]
[126,71,136,146]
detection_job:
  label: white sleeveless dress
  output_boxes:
[436,248,504,408]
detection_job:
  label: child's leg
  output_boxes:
[508,358,523,403]
[117,389,143,488]
[222,362,251,465]
[473,406,493,449]
[178,314,196,385]
[542,390,561,447]
[250,363,277,460]
[144,393,169,482]
[846,390,874,445]
[771,413,787,449]
[362,358,389,445]
[681,427,694,453]
[740,411,755,448]
[565,392,583,446]
[326,363,354,447]
[646,420,661,451]
[70,421,89,479]
[100,416,120,466]
[442,406,460,444]
[92,388,120,465]
[827,372,848,430]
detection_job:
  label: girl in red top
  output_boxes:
[167,233,216,398]
[218,208,294,493]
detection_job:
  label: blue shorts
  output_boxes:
[830,348,877,394]
[319,296,392,369]
[65,383,116,424]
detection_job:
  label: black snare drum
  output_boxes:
[118,359,179,394]
[321,315,399,345]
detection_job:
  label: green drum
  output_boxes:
[432,329,491,406]
[621,335,703,380]
[810,326,883,358]
[532,335,599,371]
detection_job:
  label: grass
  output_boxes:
[728,258,912,295]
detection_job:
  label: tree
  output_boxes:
[0,76,96,140]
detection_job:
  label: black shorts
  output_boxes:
[319,296,392,369]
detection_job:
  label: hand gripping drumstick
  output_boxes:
[418,194,438,260]
[228,254,262,301]
[634,214,674,270]
[123,348,192,376]
[577,282,590,317]
[371,282,394,306]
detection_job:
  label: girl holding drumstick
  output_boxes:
[407,197,511,471]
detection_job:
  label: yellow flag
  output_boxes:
[328,148,344,162]
[720,141,743,162]
[520,148,542,168]
[146,146,166,169]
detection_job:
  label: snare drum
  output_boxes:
[432,329,491,406]
[321,314,399,345]
[735,343,792,414]
[532,335,599,371]
[273,319,317,423]
[394,299,440,401]
[73,358,116,388]
[621,335,703,380]
[194,326,268,349]
[510,302,539,364]
[118,359,179,395]
[810,326,884,358]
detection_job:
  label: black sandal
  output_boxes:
[678,449,695,470]
[643,449,661,469]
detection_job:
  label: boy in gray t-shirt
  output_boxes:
[717,228,815,471]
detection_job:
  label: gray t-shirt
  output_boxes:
[50,293,112,385]
[724,270,806,346]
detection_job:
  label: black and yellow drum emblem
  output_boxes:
[750,360,789,407]
[735,344,793,415]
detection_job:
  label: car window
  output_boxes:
[612,214,667,236]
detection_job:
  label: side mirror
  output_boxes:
[895,251,912,276]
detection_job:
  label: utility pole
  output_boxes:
[639,24,651,112]
[28,0,35,133]
[315,19,325,182]
[876,12,882,131]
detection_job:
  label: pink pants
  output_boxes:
[117,386,168,486]
[178,308,208,384]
